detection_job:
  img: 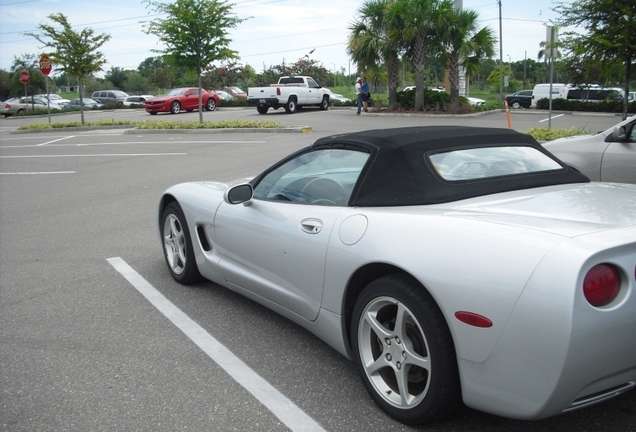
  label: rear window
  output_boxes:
[429,146,562,181]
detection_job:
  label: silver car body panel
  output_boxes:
[161,178,636,420]
[543,115,636,183]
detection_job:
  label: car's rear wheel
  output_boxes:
[170,101,181,114]
[351,274,460,424]
[161,202,201,284]
[206,98,217,111]
[285,98,297,114]
[257,105,269,114]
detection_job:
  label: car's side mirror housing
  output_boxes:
[611,125,627,141]
[224,183,253,206]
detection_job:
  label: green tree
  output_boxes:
[439,7,496,108]
[124,71,151,94]
[143,0,246,123]
[105,67,128,91]
[389,0,450,110]
[554,0,636,119]
[25,13,111,125]
[349,0,402,110]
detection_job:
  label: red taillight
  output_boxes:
[583,264,620,307]
[276,87,281,96]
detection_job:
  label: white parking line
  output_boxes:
[0,171,75,175]
[107,257,326,432]
[37,136,75,146]
[539,114,564,123]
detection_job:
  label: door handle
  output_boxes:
[300,218,322,234]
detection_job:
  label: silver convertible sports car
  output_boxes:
[158,126,636,424]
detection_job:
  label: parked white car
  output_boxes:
[122,95,154,106]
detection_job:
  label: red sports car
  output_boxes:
[145,87,219,115]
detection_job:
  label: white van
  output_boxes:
[531,83,566,107]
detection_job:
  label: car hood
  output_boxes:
[442,183,636,237]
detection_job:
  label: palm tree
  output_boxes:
[348,0,402,110]
[389,0,451,110]
[439,7,496,107]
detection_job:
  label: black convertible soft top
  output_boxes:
[310,126,589,206]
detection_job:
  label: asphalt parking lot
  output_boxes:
[1,108,634,432]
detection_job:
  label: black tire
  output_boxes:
[511,100,521,109]
[160,202,202,284]
[149,112,158,115]
[319,96,329,110]
[257,105,269,114]
[351,274,460,424]
[170,101,181,114]
[284,98,297,114]
[206,98,217,111]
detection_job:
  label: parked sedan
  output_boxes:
[35,93,70,106]
[213,90,234,101]
[158,126,636,425]
[145,88,219,115]
[505,90,533,108]
[122,95,154,106]
[64,98,103,109]
[543,115,636,184]
[224,86,247,99]
[0,96,60,117]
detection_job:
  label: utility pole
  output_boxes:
[498,0,503,107]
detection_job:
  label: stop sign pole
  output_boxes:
[39,55,53,122]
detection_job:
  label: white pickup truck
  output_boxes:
[247,76,330,114]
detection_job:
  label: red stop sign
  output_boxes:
[39,55,52,76]
[19,70,30,85]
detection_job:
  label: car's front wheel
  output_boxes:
[511,100,521,109]
[170,101,181,114]
[206,98,217,111]
[160,202,201,284]
[351,274,460,424]
[319,96,329,110]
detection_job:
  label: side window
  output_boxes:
[107,92,115,99]
[307,78,319,88]
[253,149,370,206]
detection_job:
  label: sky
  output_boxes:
[0,0,574,77]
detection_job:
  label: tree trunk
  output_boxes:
[413,37,428,111]
[387,53,400,111]
[78,77,85,126]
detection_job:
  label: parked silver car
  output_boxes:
[543,115,636,183]
[158,126,636,425]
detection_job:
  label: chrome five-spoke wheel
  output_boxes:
[351,274,460,424]
[160,202,201,284]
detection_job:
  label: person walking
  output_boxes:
[361,77,370,112]
[355,77,363,115]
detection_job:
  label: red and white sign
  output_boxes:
[19,70,30,85]
[39,55,52,76]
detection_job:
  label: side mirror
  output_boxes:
[224,183,253,206]
[611,125,627,141]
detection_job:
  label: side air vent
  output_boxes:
[196,226,212,252]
